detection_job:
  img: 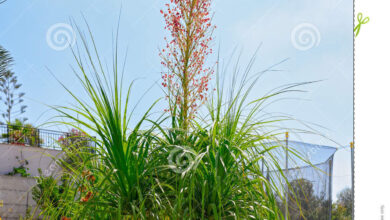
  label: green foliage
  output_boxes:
[279,178,330,220]
[31,22,313,220]
[35,22,163,219]
[147,58,307,219]
[58,128,95,172]
[0,45,27,123]
[20,206,33,220]
[31,168,71,219]
[7,166,30,177]
[0,69,27,123]
[2,119,41,146]
[7,156,30,177]
[0,45,13,77]
[336,188,352,214]
[332,188,352,220]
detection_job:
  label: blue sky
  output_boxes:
[0,0,353,199]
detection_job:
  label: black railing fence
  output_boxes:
[0,124,95,150]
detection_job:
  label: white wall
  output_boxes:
[0,144,63,219]
[0,176,38,220]
[0,144,62,177]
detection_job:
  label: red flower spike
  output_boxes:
[160,0,216,122]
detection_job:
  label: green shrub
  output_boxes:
[2,119,42,146]
[6,156,30,177]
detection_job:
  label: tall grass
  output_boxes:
[157,51,315,219]
[31,24,312,220]
[37,23,166,219]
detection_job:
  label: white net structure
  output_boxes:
[263,140,337,220]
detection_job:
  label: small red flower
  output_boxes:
[82,170,92,177]
[78,185,86,192]
[87,175,96,183]
[81,191,93,203]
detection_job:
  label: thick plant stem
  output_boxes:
[181,0,196,132]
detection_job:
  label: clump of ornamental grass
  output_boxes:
[32,23,167,219]
[31,1,315,219]
[31,34,306,220]
[151,49,314,219]
[155,1,302,218]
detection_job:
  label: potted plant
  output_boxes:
[2,119,42,146]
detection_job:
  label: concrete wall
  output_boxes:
[0,144,62,177]
[0,144,62,219]
[0,176,37,220]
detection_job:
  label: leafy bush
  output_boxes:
[32,169,71,219]
[7,165,30,177]
[3,119,42,146]
[58,128,95,172]
[332,188,352,220]
[276,178,331,220]
[32,169,62,210]
[6,156,30,177]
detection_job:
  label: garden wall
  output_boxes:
[0,144,62,219]
[0,144,62,176]
[0,176,37,220]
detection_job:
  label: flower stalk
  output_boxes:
[160,0,216,131]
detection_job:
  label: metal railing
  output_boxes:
[0,124,94,150]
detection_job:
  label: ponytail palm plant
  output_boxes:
[151,50,312,219]
[32,1,314,219]
[36,24,166,219]
[33,31,309,220]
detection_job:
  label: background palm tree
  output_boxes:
[0,45,13,78]
[0,70,27,123]
[0,46,27,123]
